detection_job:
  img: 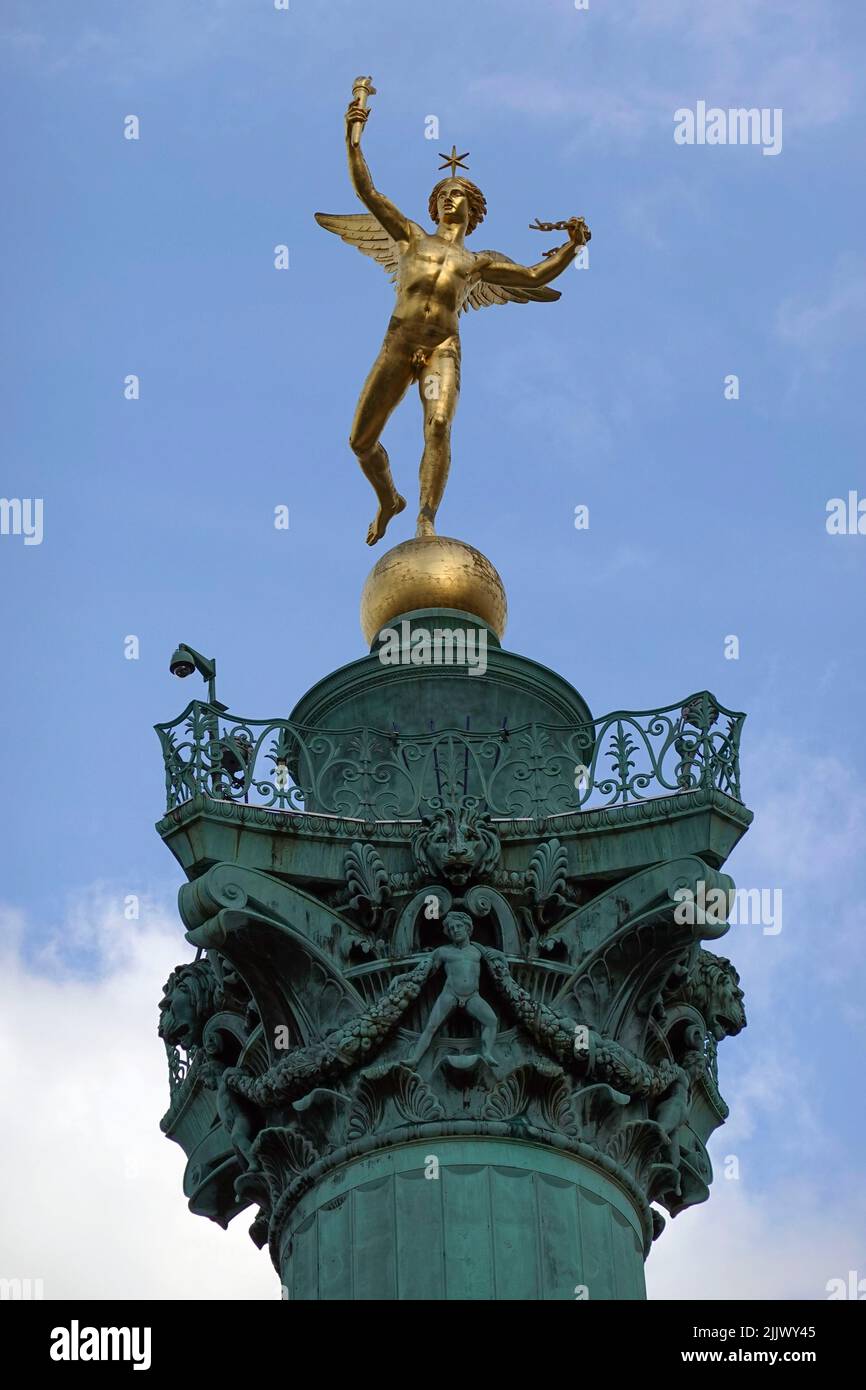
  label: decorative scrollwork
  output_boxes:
[156,690,745,820]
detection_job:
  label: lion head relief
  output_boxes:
[412,801,501,887]
[685,949,747,1040]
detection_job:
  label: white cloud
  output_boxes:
[648,1174,866,1300]
[0,895,275,1300]
[470,0,857,147]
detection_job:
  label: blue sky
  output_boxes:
[1,0,865,1299]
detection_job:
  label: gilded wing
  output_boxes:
[461,252,561,313]
[314,212,400,283]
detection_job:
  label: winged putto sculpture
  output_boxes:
[316,77,591,545]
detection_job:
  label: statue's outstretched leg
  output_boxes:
[466,993,499,1066]
[408,988,456,1068]
[417,337,460,538]
[350,334,412,545]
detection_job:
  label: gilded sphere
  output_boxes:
[360,536,508,645]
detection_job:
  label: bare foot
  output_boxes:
[415,514,436,539]
[366,492,406,545]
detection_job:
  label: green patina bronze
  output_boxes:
[155,610,749,1300]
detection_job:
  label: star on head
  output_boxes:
[438,145,470,178]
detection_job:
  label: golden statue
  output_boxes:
[316,77,591,548]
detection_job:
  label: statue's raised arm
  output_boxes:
[345,77,412,245]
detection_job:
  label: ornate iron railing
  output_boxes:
[155,691,744,822]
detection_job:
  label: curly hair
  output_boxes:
[158,959,223,1046]
[443,910,474,937]
[428,177,487,235]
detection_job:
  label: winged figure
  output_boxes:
[316,82,591,545]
